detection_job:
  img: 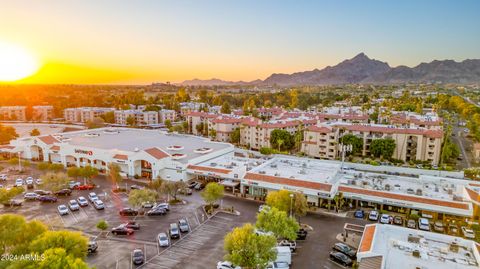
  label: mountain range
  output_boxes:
[177,53,480,86]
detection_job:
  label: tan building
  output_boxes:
[0,106,26,121]
[114,110,159,126]
[186,112,217,135]
[302,123,443,165]
[64,107,115,123]
[32,106,54,121]
[159,109,176,123]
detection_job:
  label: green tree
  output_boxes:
[333,192,345,212]
[85,117,105,129]
[148,178,164,196]
[201,182,224,210]
[67,167,81,180]
[0,187,25,205]
[370,138,396,159]
[126,115,136,127]
[38,162,50,171]
[49,163,65,172]
[41,172,70,192]
[101,111,115,123]
[0,124,18,144]
[265,190,308,218]
[165,119,172,129]
[270,129,294,151]
[289,89,298,109]
[340,134,363,155]
[107,163,123,186]
[96,220,108,231]
[29,230,88,259]
[79,166,98,183]
[221,101,231,114]
[224,223,277,269]
[33,247,91,269]
[128,189,158,208]
[30,128,40,136]
[256,207,299,241]
[230,128,240,144]
[0,214,46,255]
[160,181,186,201]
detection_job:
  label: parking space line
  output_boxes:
[212,215,233,221]
[206,219,229,225]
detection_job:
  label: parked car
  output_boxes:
[418,218,430,231]
[25,178,34,189]
[157,232,170,247]
[329,251,353,267]
[54,189,72,196]
[448,224,459,236]
[178,219,189,233]
[68,200,80,211]
[15,178,24,187]
[154,202,170,211]
[130,184,144,190]
[332,242,356,259]
[178,188,192,195]
[34,189,51,196]
[124,221,140,230]
[393,216,403,226]
[266,262,289,269]
[88,192,98,203]
[74,184,95,190]
[169,223,180,239]
[278,240,296,252]
[77,196,89,207]
[38,195,57,203]
[216,261,241,269]
[68,181,81,189]
[407,219,417,229]
[296,228,308,240]
[188,181,199,189]
[3,199,22,207]
[146,207,167,216]
[433,221,445,233]
[132,248,144,265]
[0,174,7,181]
[87,241,98,253]
[35,178,42,185]
[461,226,476,239]
[24,192,39,201]
[368,210,379,221]
[141,201,155,208]
[119,207,139,216]
[111,225,134,235]
[57,204,69,215]
[258,204,271,213]
[354,209,364,218]
[380,214,391,224]
[93,199,105,210]
[194,182,205,190]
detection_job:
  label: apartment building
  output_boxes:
[159,109,176,123]
[180,102,206,116]
[302,122,443,165]
[64,107,115,123]
[32,106,54,121]
[209,116,245,142]
[389,111,443,130]
[0,106,26,121]
[186,112,217,135]
[114,110,159,126]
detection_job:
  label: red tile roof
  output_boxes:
[466,188,480,203]
[331,123,444,138]
[306,125,333,133]
[144,147,170,160]
[359,225,376,253]
[50,145,60,151]
[469,183,480,187]
[390,114,442,126]
[339,186,470,210]
[187,165,231,174]
[38,135,60,145]
[244,172,332,192]
[113,154,128,160]
[211,117,244,124]
[0,145,15,149]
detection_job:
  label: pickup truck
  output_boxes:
[278,240,296,252]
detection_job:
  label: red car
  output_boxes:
[74,184,95,190]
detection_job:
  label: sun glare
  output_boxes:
[0,41,39,82]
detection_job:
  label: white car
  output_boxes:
[254,229,274,237]
[258,204,271,213]
[368,210,379,221]
[93,199,105,210]
[0,174,7,181]
[217,261,241,269]
[15,178,24,187]
[461,227,476,239]
[68,200,80,211]
[77,196,89,207]
[57,205,69,215]
[379,214,390,224]
[418,218,430,231]
[35,178,42,185]
[25,177,34,184]
[157,232,170,247]
[267,261,289,269]
[24,192,39,201]
[88,192,98,203]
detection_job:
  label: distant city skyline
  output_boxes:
[0,0,479,84]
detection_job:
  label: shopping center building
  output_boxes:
[2,128,479,221]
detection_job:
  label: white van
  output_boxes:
[418,218,430,231]
[274,246,291,265]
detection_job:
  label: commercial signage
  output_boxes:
[74,149,93,156]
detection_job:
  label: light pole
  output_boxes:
[289,193,294,218]
[17,152,22,172]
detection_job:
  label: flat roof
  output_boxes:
[358,224,479,269]
[55,128,232,163]
[192,153,266,173]
[2,123,84,137]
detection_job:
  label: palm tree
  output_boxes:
[277,139,284,151]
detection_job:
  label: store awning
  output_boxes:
[220,180,240,187]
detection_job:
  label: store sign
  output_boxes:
[74,149,93,156]
[382,199,413,207]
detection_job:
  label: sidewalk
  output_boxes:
[335,232,362,249]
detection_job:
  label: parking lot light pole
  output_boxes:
[289,193,294,218]
[18,152,22,172]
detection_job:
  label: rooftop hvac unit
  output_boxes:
[134,147,139,152]
[210,163,217,167]
[259,171,266,174]
[299,169,306,175]
[270,164,277,168]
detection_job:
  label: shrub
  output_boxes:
[96,220,108,230]
[260,147,274,155]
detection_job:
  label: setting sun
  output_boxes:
[0,41,39,82]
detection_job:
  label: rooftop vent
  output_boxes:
[259,171,266,174]
[134,147,139,152]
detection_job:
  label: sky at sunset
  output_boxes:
[1,0,479,84]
